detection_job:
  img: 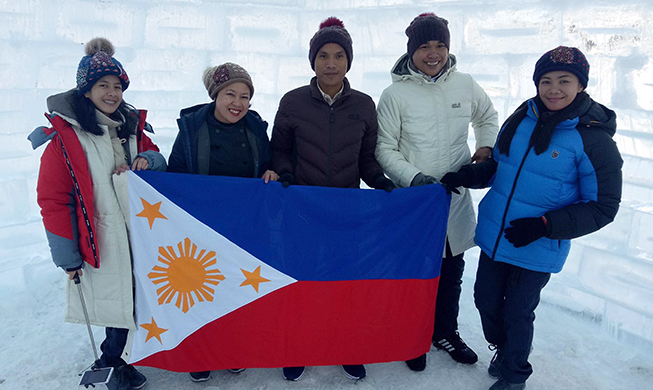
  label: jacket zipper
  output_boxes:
[490,143,534,260]
[58,136,100,268]
[328,106,334,187]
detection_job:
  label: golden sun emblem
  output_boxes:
[148,237,225,313]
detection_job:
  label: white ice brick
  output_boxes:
[274,56,314,95]
[229,12,300,56]
[623,155,653,188]
[54,2,136,47]
[128,48,206,92]
[0,180,31,227]
[578,246,653,317]
[143,5,224,51]
[563,6,651,56]
[457,54,510,96]
[464,9,560,55]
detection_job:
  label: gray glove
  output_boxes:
[410,173,438,187]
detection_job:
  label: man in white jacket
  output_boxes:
[375,12,499,372]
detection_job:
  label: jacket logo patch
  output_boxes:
[551,150,560,159]
[451,103,461,109]
[348,113,360,120]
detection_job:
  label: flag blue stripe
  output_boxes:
[135,171,449,282]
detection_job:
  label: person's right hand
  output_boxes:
[66,268,83,280]
[439,172,463,195]
[410,173,438,187]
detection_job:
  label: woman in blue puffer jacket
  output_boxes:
[439,46,622,390]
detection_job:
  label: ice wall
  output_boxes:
[1,0,652,346]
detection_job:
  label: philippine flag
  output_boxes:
[127,170,449,372]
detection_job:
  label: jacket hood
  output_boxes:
[46,89,80,123]
[578,99,617,138]
[28,90,79,150]
[390,53,458,84]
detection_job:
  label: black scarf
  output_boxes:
[497,92,591,156]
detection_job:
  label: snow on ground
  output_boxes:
[2,250,653,390]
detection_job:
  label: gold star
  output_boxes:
[135,198,167,229]
[140,317,168,344]
[240,265,271,293]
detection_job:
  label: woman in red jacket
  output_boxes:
[28,38,166,390]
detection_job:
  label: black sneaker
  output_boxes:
[283,366,305,381]
[489,378,526,390]
[105,365,133,390]
[488,345,503,379]
[227,368,245,374]
[341,364,366,380]
[189,371,211,382]
[405,354,427,371]
[433,331,478,364]
[123,364,147,389]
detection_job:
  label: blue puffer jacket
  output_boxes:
[475,98,622,273]
[168,102,271,177]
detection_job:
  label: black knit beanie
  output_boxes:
[405,13,450,59]
[308,17,353,71]
[533,46,590,88]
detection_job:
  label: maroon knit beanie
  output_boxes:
[533,46,590,89]
[308,17,353,71]
[405,13,450,59]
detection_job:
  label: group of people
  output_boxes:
[29,11,623,390]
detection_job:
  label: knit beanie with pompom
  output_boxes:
[308,17,353,71]
[76,37,129,95]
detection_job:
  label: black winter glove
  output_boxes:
[410,173,438,187]
[372,173,396,193]
[504,217,547,248]
[278,172,294,188]
[439,172,461,195]
[439,165,477,195]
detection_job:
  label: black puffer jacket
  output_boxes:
[271,77,384,188]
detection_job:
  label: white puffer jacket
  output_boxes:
[376,54,499,256]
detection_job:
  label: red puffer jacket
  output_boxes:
[32,109,159,270]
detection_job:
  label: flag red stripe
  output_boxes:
[134,278,439,371]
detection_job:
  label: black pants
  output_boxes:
[99,327,129,367]
[474,251,550,384]
[432,242,465,340]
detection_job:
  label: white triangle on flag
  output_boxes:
[127,172,297,363]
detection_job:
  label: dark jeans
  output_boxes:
[432,243,465,340]
[474,251,550,384]
[99,327,129,367]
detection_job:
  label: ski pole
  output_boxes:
[73,272,99,362]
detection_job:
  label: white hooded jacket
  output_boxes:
[376,54,499,256]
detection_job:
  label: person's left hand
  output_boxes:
[262,170,279,183]
[504,217,547,248]
[472,147,492,164]
[113,163,130,175]
[131,156,150,171]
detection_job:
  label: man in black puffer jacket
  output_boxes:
[271,17,393,193]
[270,17,394,383]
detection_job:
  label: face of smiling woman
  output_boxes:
[538,71,584,111]
[411,40,449,77]
[84,75,123,115]
[213,82,251,124]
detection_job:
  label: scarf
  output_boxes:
[497,92,591,156]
